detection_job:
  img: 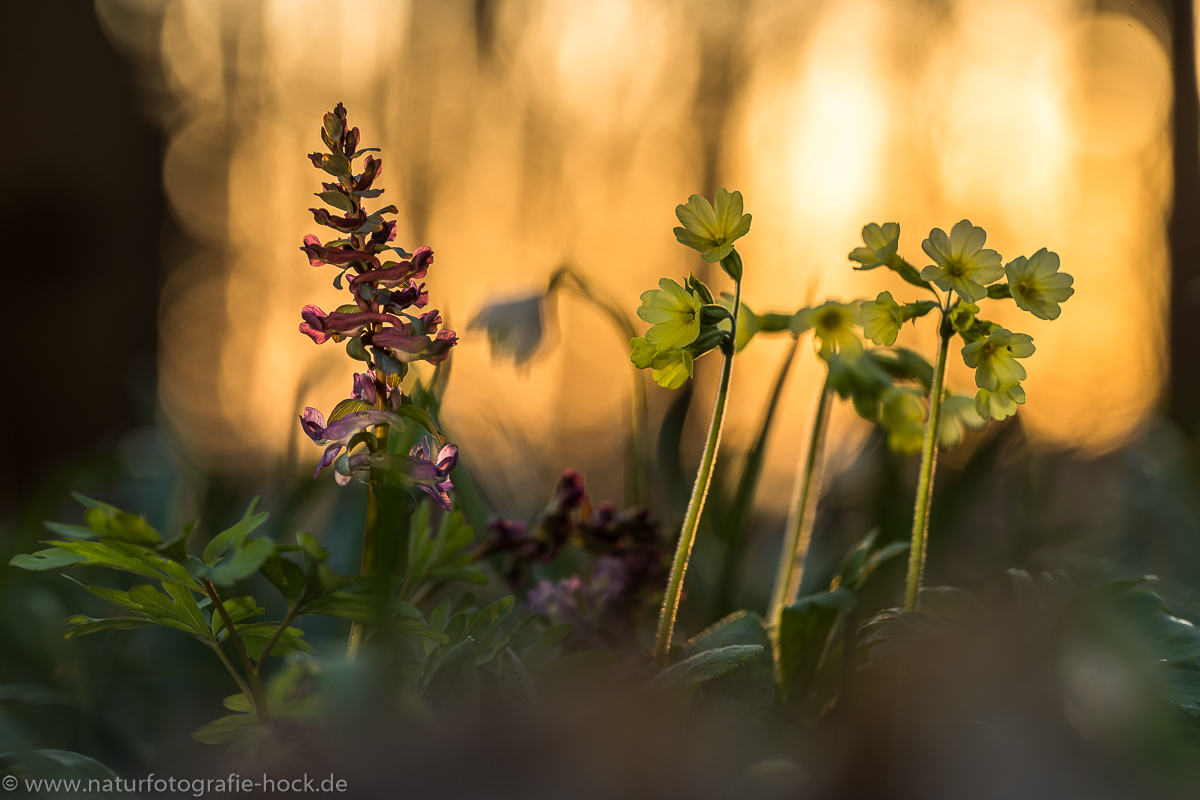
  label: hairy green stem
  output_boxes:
[904,320,951,611]
[206,580,271,725]
[348,423,390,660]
[653,281,740,666]
[767,375,833,632]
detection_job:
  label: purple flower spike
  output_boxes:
[299,305,331,344]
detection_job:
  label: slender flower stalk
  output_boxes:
[347,423,389,659]
[767,374,833,631]
[904,311,951,611]
[653,282,740,665]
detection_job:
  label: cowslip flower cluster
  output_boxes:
[295,103,460,507]
[850,218,1073,422]
[630,189,750,388]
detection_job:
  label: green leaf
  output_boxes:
[682,611,775,725]
[70,492,119,514]
[235,624,316,660]
[645,645,763,702]
[210,596,265,637]
[10,548,87,570]
[202,501,268,565]
[222,693,253,713]
[778,589,856,703]
[128,584,210,637]
[41,540,201,589]
[260,551,308,606]
[42,521,98,540]
[201,537,275,586]
[396,403,446,445]
[315,190,355,213]
[85,508,162,545]
[62,615,154,640]
[190,714,263,745]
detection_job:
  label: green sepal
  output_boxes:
[320,153,353,182]
[687,274,715,305]
[720,250,743,282]
[987,283,1012,299]
[346,336,370,362]
[699,304,733,326]
[900,300,938,323]
[328,398,373,423]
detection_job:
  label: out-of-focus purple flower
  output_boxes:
[299,305,331,344]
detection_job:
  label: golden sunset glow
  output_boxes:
[96,0,1174,513]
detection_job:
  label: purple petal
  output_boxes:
[313,444,343,479]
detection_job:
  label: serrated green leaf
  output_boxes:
[202,503,268,565]
[42,540,201,589]
[234,624,316,660]
[62,615,155,640]
[85,508,162,545]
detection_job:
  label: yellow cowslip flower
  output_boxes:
[860,291,903,346]
[920,220,1004,302]
[974,384,1026,421]
[1005,248,1074,320]
[960,328,1035,391]
[849,222,900,270]
[673,189,752,264]
[650,348,694,390]
[812,300,863,361]
[637,278,701,349]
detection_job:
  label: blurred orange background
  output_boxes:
[96,0,1176,515]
